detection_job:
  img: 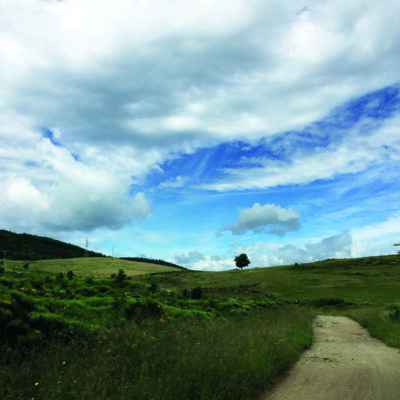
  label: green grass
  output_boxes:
[0,253,399,399]
[0,307,313,400]
[156,255,400,306]
[7,257,178,277]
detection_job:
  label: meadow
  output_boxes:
[0,254,399,399]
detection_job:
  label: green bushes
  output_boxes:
[310,298,352,308]
[124,298,163,322]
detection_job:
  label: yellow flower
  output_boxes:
[62,361,66,365]
[35,382,39,386]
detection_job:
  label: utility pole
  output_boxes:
[85,238,89,258]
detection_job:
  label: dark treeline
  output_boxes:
[0,229,105,260]
[120,257,186,270]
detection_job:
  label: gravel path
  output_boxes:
[259,315,400,400]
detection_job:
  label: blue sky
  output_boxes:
[1,0,400,270]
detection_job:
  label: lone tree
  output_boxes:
[234,253,250,270]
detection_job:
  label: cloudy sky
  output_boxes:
[1,0,400,270]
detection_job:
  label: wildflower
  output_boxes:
[62,361,66,365]
[35,382,39,386]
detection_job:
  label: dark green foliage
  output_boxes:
[0,229,105,260]
[55,272,64,281]
[59,280,68,290]
[115,269,127,283]
[148,282,159,293]
[235,253,251,270]
[386,305,400,321]
[23,263,29,270]
[191,286,203,299]
[310,298,352,308]
[124,298,163,322]
[66,270,74,280]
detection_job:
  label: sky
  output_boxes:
[1,0,400,270]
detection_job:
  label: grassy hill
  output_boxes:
[0,253,399,400]
[12,257,182,277]
[0,229,105,260]
[162,254,400,306]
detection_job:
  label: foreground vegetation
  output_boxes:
[0,254,399,399]
[0,262,313,400]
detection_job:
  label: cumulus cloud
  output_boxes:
[233,232,353,268]
[174,250,206,266]
[173,251,234,271]
[1,0,400,241]
[0,129,151,232]
[223,203,300,236]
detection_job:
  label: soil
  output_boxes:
[258,315,400,400]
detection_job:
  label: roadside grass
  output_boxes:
[344,306,400,348]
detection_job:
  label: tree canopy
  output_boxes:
[234,253,251,270]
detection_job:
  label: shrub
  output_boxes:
[191,287,203,300]
[5,318,30,336]
[115,269,127,283]
[124,299,163,322]
[148,282,160,293]
[310,298,351,308]
[29,312,68,334]
[386,305,400,321]
[0,307,13,325]
[56,272,64,281]
[66,270,74,280]
[23,263,29,270]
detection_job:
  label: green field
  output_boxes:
[21,257,179,277]
[0,254,399,400]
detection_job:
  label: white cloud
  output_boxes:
[200,114,400,191]
[0,129,152,232]
[1,0,400,238]
[173,251,234,271]
[174,250,206,266]
[223,203,300,236]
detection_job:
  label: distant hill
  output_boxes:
[120,257,186,270]
[0,229,105,260]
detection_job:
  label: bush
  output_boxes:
[386,305,400,321]
[115,269,127,283]
[148,282,160,293]
[191,287,203,300]
[124,299,163,322]
[56,272,64,281]
[66,270,74,280]
[310,298,351,308]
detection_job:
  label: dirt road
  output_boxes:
[260,315,400,400]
